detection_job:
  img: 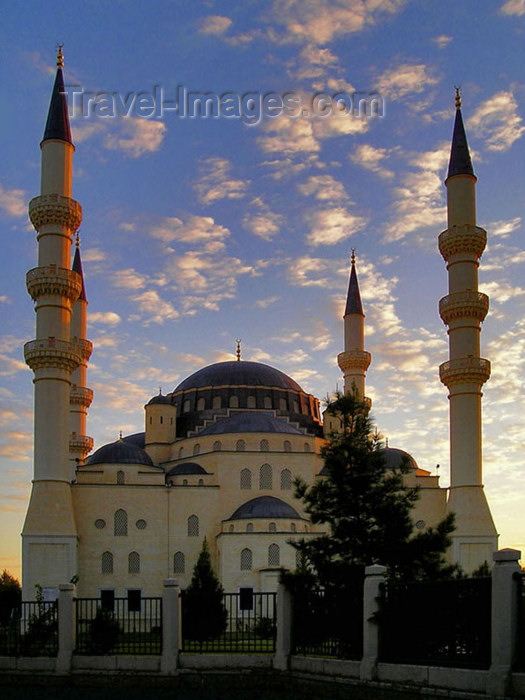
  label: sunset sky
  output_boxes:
[1,0,524,579]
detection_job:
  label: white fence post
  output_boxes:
[360,564,386,681]
[161,578,181,674]
[274,583,292,670]
[487,548,521,697]
[57,583,75,673]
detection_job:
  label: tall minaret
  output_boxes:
[22,47,84,597]
[337,251,371,401]
[438,90,497,572]
[69,236,93,476]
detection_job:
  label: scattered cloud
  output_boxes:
[150,214,230,243]
[131,290,179,324]
[374,62,439,100]
[469,90,525,151]
[350,144,394,178]
[432,35,453,48]
[0,184,27,218]
[104,118,166,157]
[306,206,367,246]
[298,174,348,201]
[194,157,249,204]
[488,217,522,238]
[500,0,525,15]
[197,15,233,35]
[242,198,283,240]
[88,311,121,326]
[112,268,147,290]
[258,117,320,154]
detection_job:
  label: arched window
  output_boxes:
[178,447,184,458]
[229,395,239,408]
[198,479,204,486]
[114,509,128,536]
[269,522,276,533]
[240,468,252,490]
[229,524,234,532]
[117,470,125,485]
[247,395,256,408]
[295,550,302,569]
[280,468,292,490]
[160,416,163,424]
[259,464,272,489]
[174,551,185,574]
[260,439,269,452]
[197,397,205,411]
[303,442,310,453]
[101,551,113,574]
[183,399,190,413]
[188,514,199,537]
[279,398,287,411]
[241,548,253,571]
[236,439,245,452]
[246,522,253,533]
[193,443,200,456]
[291,523,297,533]
[213,396,222,409]
[268,543,280,566]
[213,440,222,451]
[283,440,291,453]
[182,479,188,486]
[128,551,140,574]
[263,396,272,409]
[293,401,299,413]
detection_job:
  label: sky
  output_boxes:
[0,0,524,580]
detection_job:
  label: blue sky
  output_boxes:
[1,0,524,579]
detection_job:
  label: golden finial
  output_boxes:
[75,233,80,248]
[56,44,64,69]
[454,86,461,110]
[236,339,241,362]
[385,436,389,448]
[158,387,162,396]
[119,430,123,441]
[351,248,356,266]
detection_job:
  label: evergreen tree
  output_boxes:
[292,392,456,586]
[182,538,227,650]
[0,570,21,626]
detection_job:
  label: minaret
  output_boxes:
[337,251,371,401]
[438,89,497,572]
[69,236,93,476]
[22,47,85,597]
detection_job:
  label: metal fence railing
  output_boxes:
[181,590,276,653]
[0,601,58,657]
[74,597,162,655]
[378,577,492,669]
[514,572,525,670]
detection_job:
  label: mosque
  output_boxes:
[20,50,498,600]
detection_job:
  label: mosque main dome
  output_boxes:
[174,361,303,393]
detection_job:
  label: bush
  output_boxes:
[87,608,121,654]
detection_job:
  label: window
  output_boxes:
[183,399,190,413]
[136,519,147,530]
[293,401,299,413]
[291,523,297,533]
[95,518,106,529]
[246,522,253,533]
[240,548,253,571]
[236,439,245,452]
[247,395,256,408]
[178,447,184,458]
[128,551,140,574]
[182,479,188,486]
[295,550,302,569]
[198,479,204,486]
[264,396,272,409]
[101,589,115,611]
[280,468,292,490]
[213,440,222,451]
[174,551,185,574]
[197,397,205,411]
[279,398,287,411]
[269,522,276,533]
[160,416,163,424]
[114,509,128,536]
[117,470,125,485]
[304,442,310,453]
[213,396,222,409]
[229,524,234,533]
[188,514,199,537]
[240,468,252,490]
[268,543,280,566]
[239,587,254,611]
[283,440,291,453]
[229,395,239,408]
[101,551,113,574]
[128,589,141,613]
[260,439,269,452]
[193,443,200,456]
[259,463,272,490]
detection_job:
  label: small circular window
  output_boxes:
[136,519,147,530]
[95,519,106,529]
[415,520,425,530]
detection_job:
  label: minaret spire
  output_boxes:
[447,87,474,180]
[42,45,72,145]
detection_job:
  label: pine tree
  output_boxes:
[182,538,227,650]
[0,570,21,626]
[292,392,456,586]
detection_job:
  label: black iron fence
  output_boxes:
[292,584,363,660]
[514,572,525,670]
[181,590,276,653]
[378,577,492,669]
[74,597,162,655]
[0,601,58,657]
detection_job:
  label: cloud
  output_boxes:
[306,207,367,246]
[469,90,525,151]
[104,118,166,157]
[258,118,320,154]
[255,296,280,308]
[374,62,439,100]
[0,354,28,377]
[350,144,394,178]
[150,215,230,243]
[88,311,121,326]
[500,0,525,15]
[488,217,522,238]
[480,280,525,304]
[242,198,283,240]
[0,184,27,218]
[197,15,233,34]
[194,157,249,204]
[432,35,453,48]
[287,256,333,287]
[131,290,179,324]
[81,248,107,263]
[298,175,349,201]
[112,268,147,290]
[0,296,10,304]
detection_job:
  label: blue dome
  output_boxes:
[199,411,303,436]
[381,447,418,470]
[229,496,300,520]
[175,361,303,392]
[86,440,153,466]
[167,462,208,476]
[122,432,145,448]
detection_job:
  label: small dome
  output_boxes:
[381,447,418,470]
[86,440,153,466]
[175,361,303,393]
[199,411,303,436]
[167,462,208,476]
[147,393,173,406]
[229,496,300,520]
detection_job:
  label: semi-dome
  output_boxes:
[86,440,154,466]
[229,496,300,520]
[199,411,304,436]
[166,462,208,476]
[175,361,303,393]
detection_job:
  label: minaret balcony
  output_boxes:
[439,291,489,325]
[24,337,83,373]
[70,385,94,407]
[439,356,491,387]
[71,337,93,362]
[26,265,82,303]
[29,194,82,232]
[337,350,371,373]
[438,224,487,261]
[69,433,94,454]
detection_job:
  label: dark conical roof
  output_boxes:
[345,259,364,316]
[42,67,72,145]
[72,244,86,301]
[447,106,474,179]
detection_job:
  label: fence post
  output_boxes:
[161,578,180,673]
[274,584,292,670]
[57,583,75,674]
[360,564,386,681]
[487,548,521,697]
